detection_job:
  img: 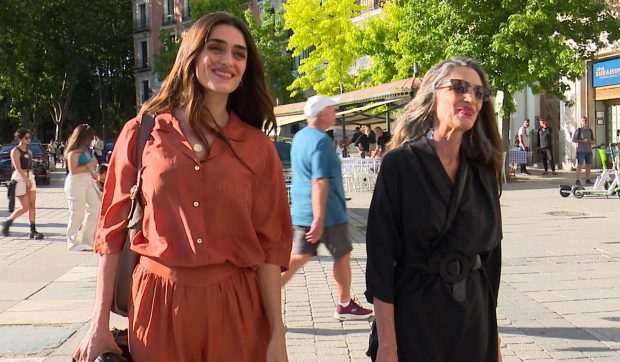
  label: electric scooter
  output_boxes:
[559,144,620,198]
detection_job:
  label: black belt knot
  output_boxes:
[438,253,481,302]
[399,252,481,303]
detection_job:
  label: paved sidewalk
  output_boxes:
[0,169,619,361]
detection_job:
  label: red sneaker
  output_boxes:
[333,299,373,320]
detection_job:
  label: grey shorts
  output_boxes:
[292,223,352,259]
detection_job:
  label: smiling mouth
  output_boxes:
[213,69,234,79]
[458,107,475,116]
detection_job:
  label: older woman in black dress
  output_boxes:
[365,57,503,361]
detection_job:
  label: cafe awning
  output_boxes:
[274,77,421,128]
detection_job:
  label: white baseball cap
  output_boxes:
[304,95,338,120]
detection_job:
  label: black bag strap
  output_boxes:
[127,113,155,221]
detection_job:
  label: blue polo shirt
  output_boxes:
[290,127,347,227]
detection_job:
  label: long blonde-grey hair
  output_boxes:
[388,57,503,187]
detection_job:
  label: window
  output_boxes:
[167,0,175,15]
[608,105,620,144]
[139,4,147,27]
[142,80,150,102]
[140,41,148,67]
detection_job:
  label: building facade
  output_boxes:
[132,0,192,109]
[559,41,620,170]
[131,1,264,109]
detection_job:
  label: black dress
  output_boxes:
[365,137,502,362]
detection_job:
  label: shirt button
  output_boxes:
[194,165,200,171]
[197,238,203,244]
[193,201,199,207]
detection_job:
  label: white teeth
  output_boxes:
[213,69,233,78]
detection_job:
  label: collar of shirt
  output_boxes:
[154,111,246,141]
[153,111,247,160]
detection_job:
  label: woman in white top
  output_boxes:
[64,124,100,251]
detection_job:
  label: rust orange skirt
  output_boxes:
[128,257,269,362]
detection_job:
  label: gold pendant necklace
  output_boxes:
[193,143,204,153]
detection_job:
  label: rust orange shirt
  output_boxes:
[94,112,292,270]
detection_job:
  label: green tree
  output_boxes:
[353,0,451,85]
[153,30,181,81]
[245,6,297,104]
[0,0,135,141]
[357,0,620,150]
[0,1,42,133]
[190,0,246,20]
[284,0,362,96]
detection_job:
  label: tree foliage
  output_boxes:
[353,0,451,85]
[0,0,135,142]
[284,0,362,96]
[153,30,181,81]
[354,0,620,148]
[190,0,247,20]
[245,5,297,104]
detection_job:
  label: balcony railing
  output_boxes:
[356,0,381,12]
[135,61,151,72]
[162,13,176,26]
[133,17,150,32]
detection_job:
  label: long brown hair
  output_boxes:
[140,12,276,157]
[388,57,503,188]
[65,124,96,159]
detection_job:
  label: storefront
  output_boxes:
[593,56,620,146]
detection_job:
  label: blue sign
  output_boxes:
[593,58,620,87]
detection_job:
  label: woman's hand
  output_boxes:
[376,345,398,362]
[265,325,288,362]
[498,335,503,362]
[72,323,122,362]
[88,158,98,169]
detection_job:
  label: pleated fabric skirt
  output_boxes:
[128,257,269,362]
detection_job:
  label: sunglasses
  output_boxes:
[435,79,491,101]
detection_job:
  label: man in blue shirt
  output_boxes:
[282,95,373,320]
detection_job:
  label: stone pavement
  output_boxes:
[0,168,619,361]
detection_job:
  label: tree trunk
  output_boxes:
[55,122,62,141]
[500,89,514,183]
[51,76,75,142]
[500,88,513,152]
[22,107,32,130]
[502,112,511,152]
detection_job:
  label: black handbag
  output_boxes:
[73,328,131,362]
[111,113,155,317]
[6,180,16,212]
[366,319,379,360]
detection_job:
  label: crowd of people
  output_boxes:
[514,115,596,183]
[1,11,610,362]
[332,124,391,160]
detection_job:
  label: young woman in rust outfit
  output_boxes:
[74,12,292,362]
